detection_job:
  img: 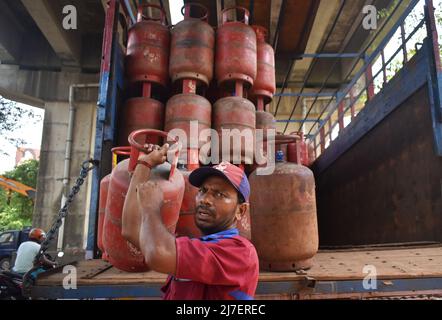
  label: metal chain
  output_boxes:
[35,159,98,263]
[22,159,98,292]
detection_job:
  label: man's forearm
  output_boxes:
[139,205,177,275]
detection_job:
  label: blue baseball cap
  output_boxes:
[189,162,250,202]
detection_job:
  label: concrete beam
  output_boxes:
[0,87,45,108]
[289,0,341,83]
[19,28,62,70]
[0,2,26,63]
[0,64,98,102]
[21,0,82,66]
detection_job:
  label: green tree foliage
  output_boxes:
[0,160,39,231]
[0,96,41,156]
[374,1,442,92]
[437,3,442,55]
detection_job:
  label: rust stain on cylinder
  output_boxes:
[126,21,170,87]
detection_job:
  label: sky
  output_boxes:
[0,103,45,174]
[169,0,184,25]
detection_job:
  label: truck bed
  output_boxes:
[28,245,442,299]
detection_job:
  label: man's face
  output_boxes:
[194,176,246,235]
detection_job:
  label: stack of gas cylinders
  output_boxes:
[97,3,318,273]
[211,6,261,239]
[119,4,169,147]
[165,3,213,240]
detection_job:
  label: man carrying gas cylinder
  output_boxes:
[122,143,259,300]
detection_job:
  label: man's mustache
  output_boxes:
[196,205,215,215]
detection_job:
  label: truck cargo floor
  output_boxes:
[29,245,442,299]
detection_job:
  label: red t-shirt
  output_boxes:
[162,228,259,300]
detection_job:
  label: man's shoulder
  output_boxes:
[231,235,256,249]
[210,235,259,274]
[233,235,259,258]
[20,241,40,249]
[202,234,258,260]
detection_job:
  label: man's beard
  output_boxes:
[195,205,237,236]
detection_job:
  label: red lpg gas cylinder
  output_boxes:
[126,4,170,87]
[245,110,276,175]
[249,135,319,271]
[169,3,215,87]
[97,147,131,261]
[307,143,315,166]
[98,174,110,260]
[103,130,184,272]
[164,93,211,150]
[118,95,164,146]
[250,26,275,104]
[275,132,288,162]
[212,96,256,164]
[287,132,309,165]
[215,7,257,89]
